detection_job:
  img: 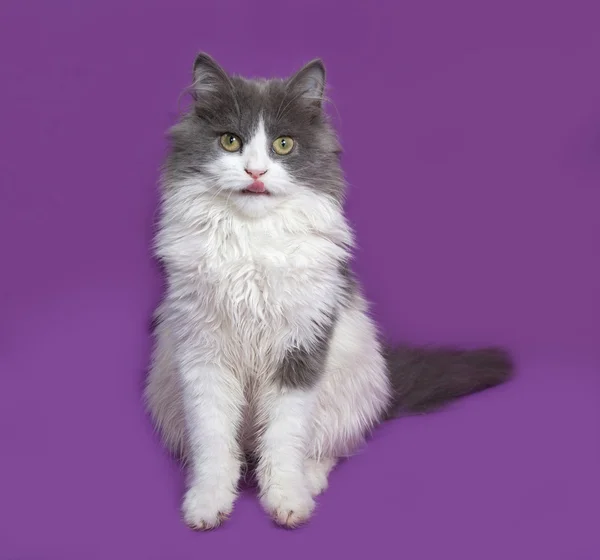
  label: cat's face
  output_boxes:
[165,54,343,219]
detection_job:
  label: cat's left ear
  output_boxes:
[191,52,231,103]
[287,59,326,107]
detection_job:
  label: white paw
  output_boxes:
[305,457,336,497]
[305,463,329,497]
[182,483,237,530]
[261,482,315,528]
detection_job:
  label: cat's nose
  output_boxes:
[245,168,267,180]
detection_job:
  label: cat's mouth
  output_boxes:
[241,181,270,196]
[241,189,270,196]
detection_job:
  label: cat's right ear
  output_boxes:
[287,59,326,107]
[191,53,230,102]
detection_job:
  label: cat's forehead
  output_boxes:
[230,76,286,106]
[206,76,310,137]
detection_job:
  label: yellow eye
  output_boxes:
[220,133,242,152]
[272,136,294,155]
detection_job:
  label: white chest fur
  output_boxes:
[156,191,352,378]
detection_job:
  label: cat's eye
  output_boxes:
[220,133,242,152]
[272,136,294,155]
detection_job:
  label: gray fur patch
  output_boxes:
[276,313,337,389]
[384,345,514,418]
[338,258,358,308]
[164,53,345,202]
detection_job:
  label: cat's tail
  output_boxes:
[383,344,514,419]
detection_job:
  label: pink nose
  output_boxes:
[245,168,267,180]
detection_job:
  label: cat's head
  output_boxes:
[164,53,343,219]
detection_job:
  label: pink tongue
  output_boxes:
[246,181,266,193]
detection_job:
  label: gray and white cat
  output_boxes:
[145,54,513,530]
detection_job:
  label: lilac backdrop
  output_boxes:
[1,0,599,558]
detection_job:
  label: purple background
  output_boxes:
[1,0,599,558]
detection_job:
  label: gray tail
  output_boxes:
[384,344,514,418]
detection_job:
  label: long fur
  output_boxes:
[144,53,514,530]
[384,345,513,418]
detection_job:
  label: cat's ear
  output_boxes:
[191,53,230,101]
[287,59,326,106]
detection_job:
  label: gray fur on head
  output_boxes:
[164,53,344,202]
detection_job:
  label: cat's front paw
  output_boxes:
[260,482,315,528]
[305,457,336,497]
[182,483,237,530]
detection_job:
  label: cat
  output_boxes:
[145,53,513,530]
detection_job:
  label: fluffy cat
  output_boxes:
[145,53,513,530]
